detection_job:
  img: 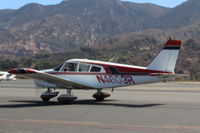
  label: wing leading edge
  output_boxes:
[9,68,94,89]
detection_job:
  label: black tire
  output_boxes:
[96,97,104,101]
[41,98,50,102]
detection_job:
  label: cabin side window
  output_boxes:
[62,62,78,72]
[78,63,91,72]
[90,66,101,72]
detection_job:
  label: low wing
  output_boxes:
[9,68,94,89]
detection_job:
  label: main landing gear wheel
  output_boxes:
[93,90,111,101]
[40,88,59,102]
[57,89,77,103]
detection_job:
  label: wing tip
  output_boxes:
[8,68,37,74]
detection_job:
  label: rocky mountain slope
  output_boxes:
[156,0,200,29]
[1,0,200,56]
[0,0,170,55]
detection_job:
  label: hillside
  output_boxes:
[156,0,200,29]
[0,0,170,55]
[1,0,200,55]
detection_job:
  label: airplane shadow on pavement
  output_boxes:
[0,99,164,108]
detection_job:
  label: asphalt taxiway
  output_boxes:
[0,80,200,133]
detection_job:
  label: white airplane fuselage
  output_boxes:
[34,59,166,89]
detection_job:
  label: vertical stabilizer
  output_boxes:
[147,38,182,72]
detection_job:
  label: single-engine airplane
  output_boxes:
[0,71,16,81]
[9,38,182,102]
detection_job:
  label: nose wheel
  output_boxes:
[93,90,110,101]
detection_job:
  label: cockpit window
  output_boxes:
[90,66,101,72]
[54,62,64,71]
[62,62,78,72]
[78,63,91,72]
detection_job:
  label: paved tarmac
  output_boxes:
[0,80,200,133]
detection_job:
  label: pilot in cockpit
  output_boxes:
[63,63,77,72]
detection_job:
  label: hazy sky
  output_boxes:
[124,0,188,7]
[0,0,188,10]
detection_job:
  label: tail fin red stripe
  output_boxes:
[165,38,182,46]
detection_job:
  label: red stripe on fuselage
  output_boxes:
[48,72,171,76]
[72,61,171,74]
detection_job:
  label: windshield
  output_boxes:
[54,62,64,71]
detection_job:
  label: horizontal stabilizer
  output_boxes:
[151,73,189,82]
